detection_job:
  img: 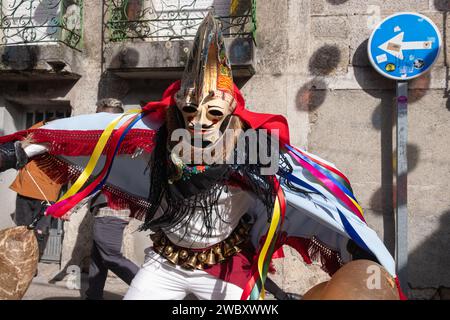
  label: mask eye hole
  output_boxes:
[208,109,224,117]
[182,105,197,113]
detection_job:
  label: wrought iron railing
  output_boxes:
[103,0,256,43]
[0,0,84,50]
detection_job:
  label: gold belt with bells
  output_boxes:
[151,221,251,270]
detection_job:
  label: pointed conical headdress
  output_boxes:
[176,11,235,106]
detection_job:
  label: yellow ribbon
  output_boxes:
[58,109,141,202]
[257,196,281,300]
[349,196,364,217]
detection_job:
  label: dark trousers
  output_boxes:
[15,194,51,228]
[85,216,139,300]
[15,194,52,257]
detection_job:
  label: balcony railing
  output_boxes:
[103,0,256,43]
[0,0,84,50]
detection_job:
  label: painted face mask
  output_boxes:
[175,12,237,147]
[177,90,236,146]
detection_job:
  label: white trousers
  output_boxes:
[123,250,243,300]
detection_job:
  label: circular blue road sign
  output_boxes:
[368,12,442,81]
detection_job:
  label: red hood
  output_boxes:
[142,81,290,145]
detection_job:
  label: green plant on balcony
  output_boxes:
[104,0,256,43]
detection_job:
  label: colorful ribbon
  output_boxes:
[58,110,141,202]
[282,169,370,254]
[46,111,144,217]
[93,113,145,194]
[290,145,352,190]
[285,144,365,223]
[286,145,357,202]
[241,178,286,300]
[279,145,374,264]
[286,145,364,220]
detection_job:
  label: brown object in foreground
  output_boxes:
[303,260,400,300]
[302,281,329,300]
[0,226,39,300]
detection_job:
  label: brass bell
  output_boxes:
[196,262,204,270]
[205,249,216,266]
[197,252,207,263]
[184,253,198,269]
[166,250,179,265]
[179,250,189,260]
[233,245,242,254]
[153,244,164,255]
[213,245,226,263]
[224,244,236,257]
[223,241,232,257]
[164,245,174,257]
[234,233,243,245]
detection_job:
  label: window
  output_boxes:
[25,107,71,128]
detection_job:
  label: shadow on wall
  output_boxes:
[296,44,343,113]
[409,210,450,299]
[308,45,342,76]
[1,46,40,71]
[295,78,327,112]
[98,76,177,110]
[434,0,450,11]
[97,72,131,104]
[122,78,177,108]
[228,37,254,87]
[369,71,431,131]
[229,38,253,65]
[99,48,184,105]
[327,0,349,4]
[111,47,141,69]
[368,142,420,218]
[98,48,140,103]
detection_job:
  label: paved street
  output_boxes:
[23,263,128,300]
[22,262,278,300]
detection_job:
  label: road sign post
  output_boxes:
[368,12,442,297]
[396,81,408,296]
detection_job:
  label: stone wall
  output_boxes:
[220,0,450,299]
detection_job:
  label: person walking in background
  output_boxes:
[84,98,139,300]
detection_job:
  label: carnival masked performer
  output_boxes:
[0,13,405,300]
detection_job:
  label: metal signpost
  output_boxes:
[368,12,442,297]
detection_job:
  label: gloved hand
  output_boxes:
[0,141,29,172]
